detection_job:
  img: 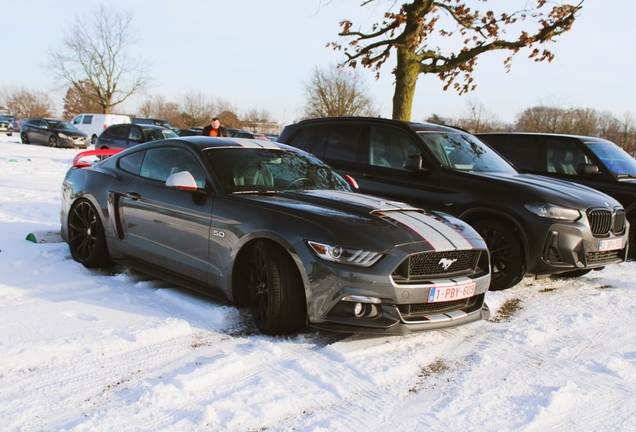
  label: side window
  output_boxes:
[368,126,420,169]
[118,150,145,175]
[546,139,588,175]
[139,147,207,188]
[324,124,361,163]
[129,126,144,141]
[82,115,93,125]
[495,136,540,171]
[289,125,328,155]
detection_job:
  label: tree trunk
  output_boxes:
[392,46,421,121]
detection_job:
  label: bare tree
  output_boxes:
[242,109,275,132]
[179,90,215,128]
[216,99,242,129]
[330,0,583,121]
[1,87,56,118]
[62,81,103,120]
[301,64,379,118]
[46,5,151,114]
[455,98,505,133]
[137,95,183,128]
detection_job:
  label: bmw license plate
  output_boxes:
[599,238,622,251]
[429,282,476,303]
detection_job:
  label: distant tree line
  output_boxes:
[427,100,636,153]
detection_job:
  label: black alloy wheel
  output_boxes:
[68,199,110,268]
[472,220,525,291]
[21,132,29,144]
[48,135,58,147]
[248,240,305,335]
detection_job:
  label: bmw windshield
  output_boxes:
[585,140,636,177]
[417,132,516,173]
[205,148,353,194]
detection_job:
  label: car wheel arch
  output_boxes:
[231,236,308,306]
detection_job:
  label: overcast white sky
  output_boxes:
[3,0,635,124]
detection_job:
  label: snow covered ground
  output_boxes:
[1,133,635,431]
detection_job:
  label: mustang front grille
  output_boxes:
[392,250,487,283]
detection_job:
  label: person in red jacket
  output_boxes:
[202,117,228,137]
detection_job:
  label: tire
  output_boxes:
[7,132,12,136]
[68,199,111,268]
[48,135,58,147]
[21,132,29,144]
[248,240,306,335]
[472,220,525,291]
[91,135,98,145]
[554,269,592,278]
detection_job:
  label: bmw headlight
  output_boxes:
[307,241,383,267]
[59,133,69,139]
[524,202,580,221]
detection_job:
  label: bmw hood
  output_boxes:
[469,172,622,208]
[237,190,484,251]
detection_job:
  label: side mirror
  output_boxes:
[404,154,425,172]
[166,171,198,191]
[578,163,601,175]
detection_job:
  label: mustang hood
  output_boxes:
[238,190,483,251]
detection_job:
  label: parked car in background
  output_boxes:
[278,117,629,291]
[131,117,172,128]
[0,115,13,136]
[95,123,178,150]
[227,129,270,140]
[176,128,203,137]
[265,134,279,141]
[72,113,131,145]
[61,137,491,335]
[20,118,88,148]
[477,132,636,255]
[11,118,25,133]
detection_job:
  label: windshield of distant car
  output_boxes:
[142,127,178,140]
[204,148,353,193]
[417,132,517,173]
[48,120,77,130]
[585,141,636,176]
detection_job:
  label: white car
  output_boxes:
[72,113,131,145]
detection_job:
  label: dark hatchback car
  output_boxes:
[95,123,178,150]
[61,137,491,335]
[477,132,636,254]
[278,117,629,291]
[20,118,88,148]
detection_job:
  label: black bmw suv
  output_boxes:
[278,117,629,291]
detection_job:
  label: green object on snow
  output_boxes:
[9,159,17,162]
[25,233,37,243]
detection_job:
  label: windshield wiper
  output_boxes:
[231,189,280,195]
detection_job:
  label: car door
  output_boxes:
[30,119,49,144]
[120,146,214,284]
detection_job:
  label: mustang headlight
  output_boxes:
[524,202,580,221]
[307,241,383,267]
[58,133,70,139]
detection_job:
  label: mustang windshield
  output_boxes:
[204,148,353,193]
[417,132,516,173]
[585,141,636,177]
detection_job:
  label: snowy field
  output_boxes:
[1,133,635,431]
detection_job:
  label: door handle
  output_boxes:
[126,192,142,201]
[362,172,379,179]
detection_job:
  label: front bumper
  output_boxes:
[295,241,491,334]
[523,215,629,276]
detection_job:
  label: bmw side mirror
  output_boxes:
[578,163,601,175]
[404,155,424,172]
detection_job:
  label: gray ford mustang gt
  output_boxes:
[61,137,491,335]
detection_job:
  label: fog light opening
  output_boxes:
[353,302,364,317]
